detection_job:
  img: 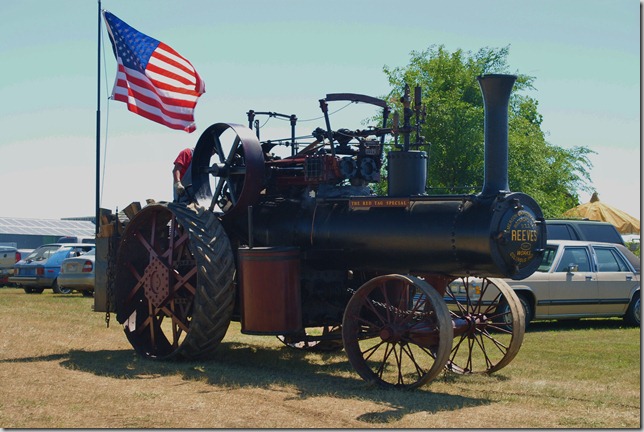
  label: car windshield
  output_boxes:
[26,245,65,261]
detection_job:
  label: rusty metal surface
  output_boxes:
[142,256,170,309]
[238,247,302,334]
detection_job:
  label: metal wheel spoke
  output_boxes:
[226,136,241,164]
[377,282,394,324]
[479,329,510,354]
[394,344,405,385]
[450,334,467,359]
[485,322,514,335]
[361,296,387,326]
[213,134,226,161]
[446,287,468,315]
[401,343,426,380]
[171,267,197,295]
[466,337,475,371]
[134,229,160,261]
[376,342,395,379]
[210,178,226,212]
[227,180,238,205]
[125,262,145,303]
[362,339,386,361]
[164,223,189,262]
[470,331,493,370]
[354,314,384,334]
[158,305,190,334]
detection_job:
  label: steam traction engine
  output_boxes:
[95,74,546,389]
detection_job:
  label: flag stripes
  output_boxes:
[103,11,205,132]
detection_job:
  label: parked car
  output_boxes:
[505,240,640,326]
[9,243,95,294]
[546,219,625,245]
[58,248,95,297]
[57,236,95,244]
[0,245,21,285]
[445,240,640,328]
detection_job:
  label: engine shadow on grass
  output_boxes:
[3,341,493,422]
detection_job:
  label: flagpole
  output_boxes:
[95,0,101,235]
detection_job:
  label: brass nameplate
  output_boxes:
[349,198,410,209]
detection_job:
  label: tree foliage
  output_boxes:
[378,45,594,217]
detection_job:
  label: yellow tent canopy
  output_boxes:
[563,192,640,235]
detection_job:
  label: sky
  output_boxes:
[0,0,640,223]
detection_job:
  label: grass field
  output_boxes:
[0,287,640,428]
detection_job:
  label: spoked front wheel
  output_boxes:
[445,276,525,374]
[342,274,453,389]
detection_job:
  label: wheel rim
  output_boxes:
[53,280,71,294]
[445,276,525,374]
[191,123,264,217]
[342,274,452,389]
[634,297,641,325]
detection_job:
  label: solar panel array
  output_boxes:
[0,217,95,237]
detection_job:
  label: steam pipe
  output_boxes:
[478,74,516,197]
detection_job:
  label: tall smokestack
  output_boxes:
[477,74,516,197]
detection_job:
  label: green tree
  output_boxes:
[378,45,594,217]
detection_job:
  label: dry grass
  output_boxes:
[0,287,639,428]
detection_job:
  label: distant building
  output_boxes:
[0,217,95,250]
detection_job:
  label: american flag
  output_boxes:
[103,11,205,133]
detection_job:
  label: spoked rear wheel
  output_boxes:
[114,202,235,360]
[445,276,525,374]
[342,274,452,389]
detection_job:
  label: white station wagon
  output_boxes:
[505,240,640,327]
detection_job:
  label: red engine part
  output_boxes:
[266,154,342,188]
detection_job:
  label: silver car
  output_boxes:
[506,240,640,326]
[58,248,95,297]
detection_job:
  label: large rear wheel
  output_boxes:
[114,202,235,360]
